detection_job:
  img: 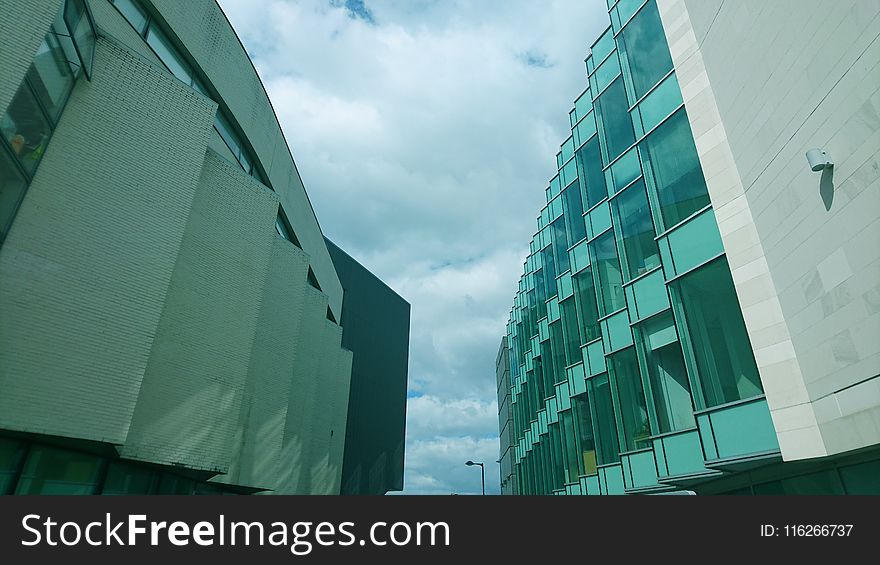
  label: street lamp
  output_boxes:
[465,460,485,495]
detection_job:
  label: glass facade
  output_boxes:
[503,0,803,495]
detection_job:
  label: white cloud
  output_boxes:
[217,0,611,494]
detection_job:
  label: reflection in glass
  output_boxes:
[576,135,606,210]
[15,446,102,494]
[572,394,598,475]
[26,34,76,123]
[587,373,620,465]
[591,230,625,316]
[640,108,709,230]
[674,258,763,408]
[619,0,674,99]
[612,179,660,280]
[573,267,601,343]
[636,312,695,433]
[594,77,635,165]
[0,82,52,175]
[608,347,652,451]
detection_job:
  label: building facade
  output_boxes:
[501,0,880,495]
[496,336,517,494]
[0,0,408,494]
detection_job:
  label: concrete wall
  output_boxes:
[658,0,880,459]
[0,4,358,493]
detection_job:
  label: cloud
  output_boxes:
[217,0,611,494]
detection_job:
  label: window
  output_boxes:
[594,77,634,165]
[572,394,598,474]
[0,439,26,494]
[576,135,607,210]
[562,183,586,244]
[639,108,709,230]
[573,268,601,343]
[113,0,148,34]
[560,297,581,364]
[64,0,96,78]
[102,462,157,494]
[275,210,301,248]
[550,217,570,274]
[587,374,620,465]
[635,312,695,433]
[0,150,29,240]
[1,81,53,175]
[673,258,763,409]
[608,347,652,451]
[549,320,566,384]
[591,230,625,316]
[146,26,193,85]
[15,446,102,494]
[618,0,674,99]
[611,179,660,280]
[26,34,76,124]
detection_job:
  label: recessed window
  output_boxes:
[0,149,29,240]
[1,81,53,175]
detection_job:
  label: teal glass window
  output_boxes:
[102,462,157,494]
[158,474,195,495]
[64,0,96,78]
[587,374,620,465]
[635,312,695,433]
[606,146,642,196]
[573,268,601,343]
[560,297,582,364]
[590,27,615,64]
[673,258,763,409]
[611,179,660,280]
[0,438,26,494]
[608,347,652,452]
[560,409,580,482]
[0,149,29,240]
[572,394,598,475]
[618,0,673,99]
[113,0,149,34]
[1,80,53,175]
[592,51,622,95]
[574,88,592,122]
[839,460,880,494]
[594,77,635,165]
[15,446,102,494]
[146,25,193,85]
[574,112,598,148]
[551,217,570,273]
[640,108,710,230]
[549,321,567,384]
[591,230,625,316]
[632,72,682,137]
[576,135,606,209]
[562,183,586,244]
[26,34,76,124]
[753,471,845,495]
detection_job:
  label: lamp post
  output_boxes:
[465,460,485,495]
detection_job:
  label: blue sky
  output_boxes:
[216,0,611,494]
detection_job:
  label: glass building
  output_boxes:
[0,0,408,494]
[500,0,880,495]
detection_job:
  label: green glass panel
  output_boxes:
[626,450,659,488]
[591,230,625,316]
[674,258,763,408]
[593,51,622,94]
[0,149,29,239]
[560,410,580,483]
[660,430,707,477]
[708,398,779,459]
[753,471,845,495]
[628,268,669,321]
[839,460,880,494]
[607,146,642,197]
[612,180,660,280]
[590,27,615,64]
[602,464,626,494]
[618,0,673,99]
[114,0,149,34]
[696,413,717,460]
[542,247,557,298]
[576,135,606,209]
[575,113,597,149]
[570,108,578,129]
[635,312,695,434]
[617,0,647,28]
[560,297,580,363]
[27,33,76,124]
[573,393,598,475]
[574,89,593,123]
[1,80,53,175]
[561,136,575,163]
[568,362,588,396]
[562,183,586,244]
[640,108,710,230]
[573,268,601,343]
[585,339,606,376]
[608,347,652,451]
[15,446,101,494]
[569,240,590,274]
[102,462,156,494]
[0,438,25,494]
[557,271,574,301]
[633,72,682,137]
[588,373,620,465]
[664,207,723,276]
[602,308,633,353]
[549,320,567,384]
[595,77,635,165]
[158,474,195,495]
[583,474,601,495]
[551,217,570,273]
[587,202,612,240]
[556,152,563,170]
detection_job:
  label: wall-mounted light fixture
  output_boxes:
[805,148,833,172]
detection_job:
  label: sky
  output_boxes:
[216,0,611,494]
